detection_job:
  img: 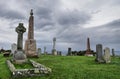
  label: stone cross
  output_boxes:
[95,44,104,63]
[16,23,26,50]
[14,23,27,64]
[104,47,111,63]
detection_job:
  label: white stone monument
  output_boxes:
[52,37,57,55]
[11,43,17,55]
[104,47,111,63]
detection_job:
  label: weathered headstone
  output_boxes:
[13,23,27,64]
[104,47,111,63]
[67,48,72,56]
[57,51,62,56]
[44,46,47,55]
[11,43,17,55]
[38,48,41,56]
[95,44,104,63]
[52,37,57,55]
[3,52,10,57]
[112,48,115,56]
[24,9,37,57]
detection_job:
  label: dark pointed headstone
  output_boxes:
[112,48,115,56]
[85,37,93,56]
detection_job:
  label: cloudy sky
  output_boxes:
[0,0,120,54]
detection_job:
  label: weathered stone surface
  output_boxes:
[24,9,37,57]
[13,23,27,64]
[6,60,16,72]
[104,47,111,63]
[85,37,93,56]
[16,23,26,50]
[52,37,57,55]
[112,48,115,56]
[25,40,37,57]
[11,43,17,55]
[52,49,57,55]
[6,59,51,78]
[44,46,47,55]
[67,48,72,56]
[30,60,51,74]
[95,44,104,63]
[37,48,42,57]
[13,50,27,64]
[57,51,62,56]
[3,52,10,57]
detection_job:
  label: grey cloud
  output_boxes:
[2,11,24,19]
[88,19,120,45]
[101,19,120,29]
[54,18,120,51]
[36,7,52,20]
[57,10,91,26]
[0,4,24,19]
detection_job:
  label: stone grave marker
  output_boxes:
[11,43,17,55]
[104,47,111,63]
[112,48,115,56]
[38,48,41,56]
[52,37,57,55]
[13,23,27,64]
[67,48,72,56]
[95,44,104,63]
[24,9,37,57]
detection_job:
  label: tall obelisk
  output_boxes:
[24,9,37,57]
[85,37,92,56]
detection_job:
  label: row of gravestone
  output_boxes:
[11,44,62,56]
[11,43,42,57]
[95,44,111,63]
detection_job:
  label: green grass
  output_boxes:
[13,60,34,69]
[0,54,120,79]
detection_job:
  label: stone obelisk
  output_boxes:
[85,37,92,56]
[24,9,37,57]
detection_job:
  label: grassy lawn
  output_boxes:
[0,54,120,79]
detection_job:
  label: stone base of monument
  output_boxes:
[85,54,93,56]
[13,50,27,64]
[95,58,105,63]
[85,51,94,56]
[52,49,57,55]
[26,51,38,58]
[24,39,38,57]
[6,59,52,78]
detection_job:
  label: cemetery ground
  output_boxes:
[0,54,120,79]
